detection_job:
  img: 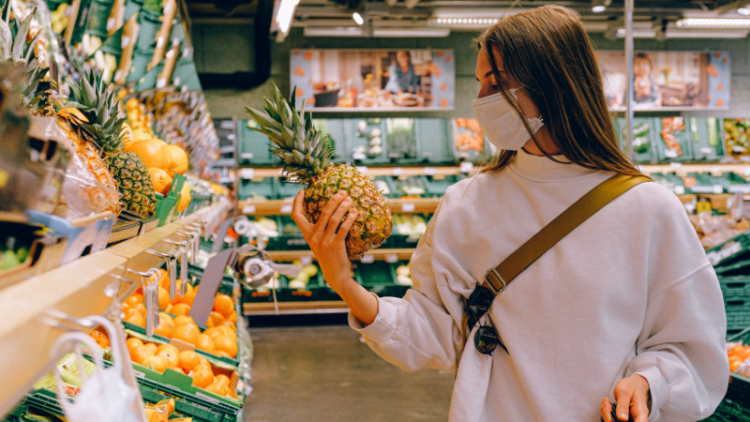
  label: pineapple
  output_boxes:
[61,69,157,217]
[246,85,393,260]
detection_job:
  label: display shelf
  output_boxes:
[639,163,750,176]
[243,300,349,316]
[239,197,440,215]
[240,166,464,178]
[266,248,414,262]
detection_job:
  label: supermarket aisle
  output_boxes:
[245,325,455,422]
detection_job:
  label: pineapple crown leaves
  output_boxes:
[65,68,127,153]
[0,5,40,65]
[245,83,334,183]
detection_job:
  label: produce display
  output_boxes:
[246,85,394,260]
[725,119,750,157]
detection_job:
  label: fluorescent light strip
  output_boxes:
[676,18,750,28]
[275,0,300,34]
[435,17,498,25]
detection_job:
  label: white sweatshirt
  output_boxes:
[350,150,729,421]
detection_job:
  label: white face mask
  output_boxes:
[471,89,544,151]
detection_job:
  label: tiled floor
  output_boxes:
[244,325,455,422]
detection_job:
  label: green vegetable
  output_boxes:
[16,246,28,263]
[0,250,20,271]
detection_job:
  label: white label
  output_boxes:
[353,152,366,160]
[133,370,145,379]
[744,167,750,177]
[241,169,255,179]
[674,185,686,195]
[424,167,437,176]
[385,254,398,263]
[195,392,220,404]
[669,162,683,170]
[391,168,403,176]
[361,254,375,263]
[107,17,115,30]
[729,185,750,194]
[280,204,293,214]
[156,78,167,88]
[401,202,415,212]
[165,2,174,14]
[713,184,724,194]
[122,36,130,47]
[711,166,721,174]
[707,241,742,265]
[114,70,123,81]
[173,76,180,86]
[240,153,254,159]
[357,166,368,174]
[300,256,313,266]
[701,148,715,155]
[166,49,175,59]
[242,205,256,214]
[460,162,474,173]
[157,37,165,48]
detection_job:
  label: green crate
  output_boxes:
[123,0,144,22]
[131,362,241,408]
[391,176,427,197]
[356,261,393,295]
[135,61,162,91]
[281,267,324,302]
[45,0,70,13]
[313,119,348,163]
[237,120,280,166]
[87,0,115,35]
[69,0,94,45]
[724,173,750,194]
[126,48,153,83]
[706,231,750,268]
[692,117,727,161]
[449,118,492,164]
[423,174,464,197]
[687,172,728,194]
[138,378,241,422]
[716,259,750,277]
[654,117,695,162]
[238,177,275,201]
[172,58,202,92]
[415,119,454,165]
[275,215,308,250]
[274,177,303,200]
[650,172,689,195]
[702,397,750,421]
[134,9,162,52]
[721,276,750,299]
[349,118,389,165]
[613,117,657,164]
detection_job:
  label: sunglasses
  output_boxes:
[464,284,508,356]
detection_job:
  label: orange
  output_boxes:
[215,374,230,386]
[206,317,215,328]
[204,381,228,396]
[208,312,225,327]
[148,167,173,195]
[156,343,180,356]
[178,350,201,372]
[198,355,209,366]
[134,303,148,318]
[124,309,145,327]
[157,350,180,369]
[127,337,144,353]
[222,321,237,332]
[164,304,173,313]
[204,327,225,340]
[144,343,158,354]
[193,363,212,374]
[121,302,132,314]
[216,325,235,338]
[160,313,175,329]
[159,145,189,177]
[130,345,155,365]
[213,350,230,358]
[129,139,166,168]
[213,294,234,319]
[153,319,173,337]
[177,183,192,212]
[732,361,742,372]
[171,303,191,316]
[173,315,195,327]
[89,330,110,349]
[124,294,143,308]
[171,324,199,345]
[195,334,215,352]
[158,287,170,310]
[177,284,195,306]
[191,370,214,388]
[227,310,238,323]
[172,367,185,375]
[143,355,169,373]
[144,408,167,422]
[213,335,238,358]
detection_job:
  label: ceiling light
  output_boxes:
[373,28,450,37]
[738,7,750,15]
[353,12,363,25]
[591,0,612,13]
[676,18,750,28]
[275,0,299,34]
[592,5,606,12]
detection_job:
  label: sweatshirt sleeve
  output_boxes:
[626,264,729,421]
[348,204,464,371]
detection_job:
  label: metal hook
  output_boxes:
[127,268,161,286]
[146,249,176,258]
[45,310,98,330]
[163,239,190,248]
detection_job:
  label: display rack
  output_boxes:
[266,248,414,262]
[243,301,349,316]
[0,203,225,418]
[239,197,440,216]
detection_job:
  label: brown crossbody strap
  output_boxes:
[481,173,652,295]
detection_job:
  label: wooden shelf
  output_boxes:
[266,248,414,262]
[639,163,750,176]
[239,197,441,216]
[241,166,463,179]
[243,300,349,316]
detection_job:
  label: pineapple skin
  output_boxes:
[303,165,393,260]
[108,151,157,216]
[56,118,122,216]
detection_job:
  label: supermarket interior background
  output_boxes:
[3,0,750,420]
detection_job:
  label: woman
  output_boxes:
[291,6,728,421]
[384,50,420,94]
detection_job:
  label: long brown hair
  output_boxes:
[478,5,642,176]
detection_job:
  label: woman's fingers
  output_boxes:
[334,208,358,243]
[600,398,613,422]
[324,198,352,239]
[291,190,313,234]
[631,392,649,422]
[614,387,634,422]
[314,191,347,237]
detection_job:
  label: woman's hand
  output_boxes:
[600,375,650,422]
[291,190,379,324]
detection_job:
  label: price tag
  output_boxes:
[169,258,177,300]
[114,70,122,82]
[460,162,474,173]
[391,168,403,176]
[674,185,685,195]
[133,370,145,379]
[744,167,750,177]
[713,184,724,194]
[357,166,368,174]
[242,205,256,214]
[353,152,366,160]
[107,17,115,30]
[361,254,375,263]
[157,37,165,48]
[424,167,437,176]
[300,256,313,266]
[281,204,293,214]
[241,168,255,179]
[711,166,721,174]
[669,162,683,170]
[385,254,398,263]
[402,202,416,212]
[122,36,130,47]
[701,148,714,155]
[156,78,167,88]
[180,247,188,287]
[240,153,254,159]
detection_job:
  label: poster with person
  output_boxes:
[290,49,455,111]
[597,50,731,110]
